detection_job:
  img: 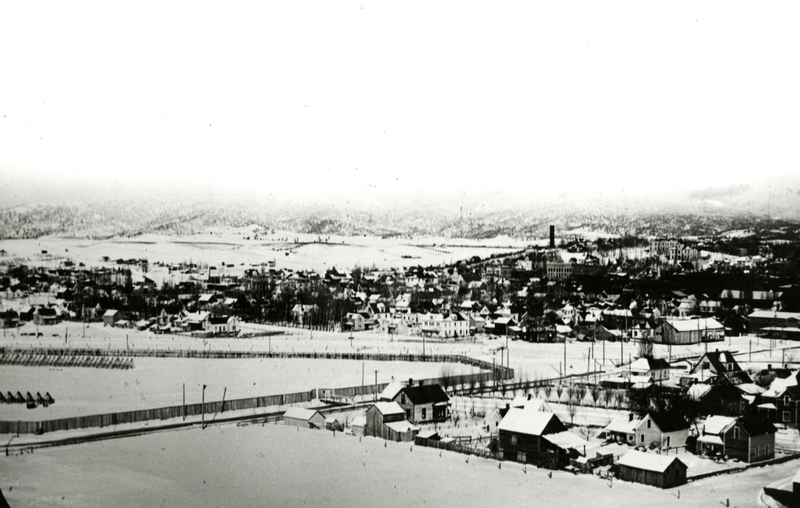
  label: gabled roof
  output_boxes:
[498,408,562,436]
[703,415,737,435]
[400,384,450,405]
[642,412,689,433]
[737,414,777,437]
[604,415,641,434]
[102,309,119,318]
[618,450,686,473]
[665,318,724,332]
[630,357,670,372]
[373,401,405,416]
[283,407,322,421]
[378,382,404,401]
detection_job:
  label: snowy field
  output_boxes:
[0,357,477,420]
[3,422,799,508]
[0,228,529,272]
[6,319,799,379]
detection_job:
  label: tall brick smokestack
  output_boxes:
[549,225,555,248]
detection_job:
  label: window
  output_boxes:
[511,435,518,445]
[517,452,527,463]
[641,435,645,443]
[400,394,406,405]
[766,444,770,456]
[785,396,791,406]
[783,411,791,422]
[647,419,651,429]
[422,408,427,420]
[666,436,671,447]
[755,446,760,458]
[733,427,740,439]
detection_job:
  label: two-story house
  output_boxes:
[697,415,776,462]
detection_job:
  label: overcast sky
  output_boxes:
[1,1,798,207]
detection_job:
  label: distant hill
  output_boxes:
[1,185,798,241]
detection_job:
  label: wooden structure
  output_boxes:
[365,402,418,442]
[698,414,776,462]
[392,383,450,424]
[283,407,325,429]
[616,450,687,488]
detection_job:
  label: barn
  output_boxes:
[655,318,724,345]
[616,450,687,488]
[283,407,325,429]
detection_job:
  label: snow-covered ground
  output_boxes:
[0,357,477,420]
[3,422,799,508]
[0,229,528,273]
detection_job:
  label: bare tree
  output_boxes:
[602,388,614,408]
[578,426,595,442]
[566,393,580,426]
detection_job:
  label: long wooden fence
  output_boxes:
[0,347,513,435]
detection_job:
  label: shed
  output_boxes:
[616,450,687,488]
[283,407,325,429]
[324,415,344,432]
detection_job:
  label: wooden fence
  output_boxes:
[0,348,512,435]
[414,436,497,460]
[0,346,514,380]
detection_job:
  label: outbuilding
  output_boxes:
[283,407,325,429]
[616,450,687,488]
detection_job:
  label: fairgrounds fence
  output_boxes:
[0,347,513,435]
[414,436,497,460]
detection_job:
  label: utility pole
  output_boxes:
[374,370,378,401]
[201,384,206,429]
[362,361,365,389]
[564,339,567,378]
[183,384,186,421]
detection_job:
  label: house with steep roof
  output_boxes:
[690,350,752,385]
[617,450,687,489]
[697,415,776,462]
[634,412,690,449]
[498,409,576,467]
[758,371,800,425]
[629,357,671,383]
[365,402,418,442]
[601,413,641,445]
[687,383,747,417]
[391,383,450,424]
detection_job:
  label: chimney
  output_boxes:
[506,403,510,410]
[419,380,424,386]
[629,413,634,422]
[550,225,555,248]
[768,364,772,370]
[527,393,532,401]
[408,378,413,386]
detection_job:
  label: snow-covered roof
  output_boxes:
[665,318,723,332]
[379,382,404,401]
[617,450,685,473]
[703,415,736,435]
[385,420,418,433]
[283,407,321,421]
[697,435,724,446]
[524,398,552,413]
[604,415,641,434]
[687,383,713,401]
[498,408,559,436]
[543,431,589,451]
[758,403,777,410]
[762,373,799,398]
[373,401,405,416]
[352,415,366,427]
[737,383,765,396]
